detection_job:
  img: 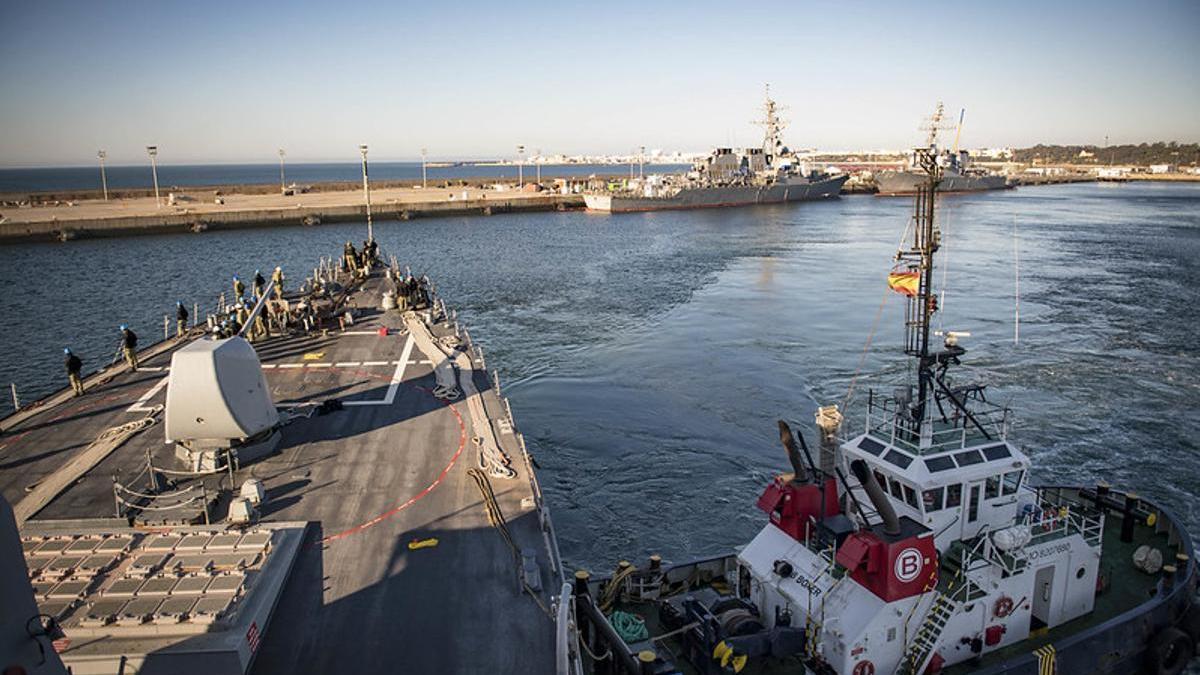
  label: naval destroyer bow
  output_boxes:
[1,248,573,674]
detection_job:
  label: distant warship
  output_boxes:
[876,102,1010,196]
[584,88,847,213]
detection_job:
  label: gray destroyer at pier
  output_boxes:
[876,102,1010,196]
[585,89,848,213]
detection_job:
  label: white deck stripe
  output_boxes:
[343,333,414,407]
[127,377,169,412]
[361,361,388,366]
[334,361,361,367]
[278,363,304,369]
[308,363,333,368]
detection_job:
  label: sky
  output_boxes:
[0,0,1198,166]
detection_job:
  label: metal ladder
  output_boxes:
[898,591,957,675]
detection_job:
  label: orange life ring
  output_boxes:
[994,595,1015,618]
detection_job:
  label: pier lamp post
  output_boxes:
[421,147,428,189]
[97,150,109,201]
[360,144,374,242]
[639,145,645,180]
[146,146,161,208]
[535,148,541,185]
[278,149,286,193]
[517,145,525,188]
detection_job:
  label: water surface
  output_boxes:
[0,182,1195,570]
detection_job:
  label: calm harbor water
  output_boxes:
[0,182,1196,571]
[0,162,687,193]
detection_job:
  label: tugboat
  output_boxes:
[571,149,1199,675]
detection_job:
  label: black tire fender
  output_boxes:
[1146,626,1193,675]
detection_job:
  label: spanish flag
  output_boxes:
[888,270,920,297]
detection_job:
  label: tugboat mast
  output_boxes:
[891,148,991,444]
[901,149,941,433]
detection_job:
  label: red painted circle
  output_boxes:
[853,660,875,675]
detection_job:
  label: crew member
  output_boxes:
[235,301,250,332]
[120,325,138,371]
[343,241,358,274]
[272,266,285,296]
[64,348,84,396]
[176,301,189,337]
[233,275,246,301]
[253,269,266,298]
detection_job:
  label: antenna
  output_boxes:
[919,101,950,148]
[754,83,788,158]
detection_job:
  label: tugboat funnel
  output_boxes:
[777,420,808,483]
[850,458,901,536]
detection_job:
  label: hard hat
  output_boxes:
[119,324,128,331]
[64,348,71,354]
[255,269,260,274]
[176,301,183,306]
[233,275,239,280]
[275,266,281,271]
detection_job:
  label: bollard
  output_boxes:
[573,569,591,597]
[638,650,657,675]
[1120,492,1139,543]
[815,404,843,477]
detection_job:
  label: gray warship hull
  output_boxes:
[584,175,848,213]
[875,170,1009,196]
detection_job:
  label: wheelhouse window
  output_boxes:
[903,484,919,509]
[946,483,963,508]
[985,475,1001,500]
[889,478,904,500]
[1002,470,1024,496]
[923,487,944,512]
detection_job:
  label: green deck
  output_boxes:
[944,513,1177,674]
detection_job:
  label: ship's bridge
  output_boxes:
[839,410,1033,553]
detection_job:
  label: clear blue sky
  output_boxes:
[1,0,1197,166]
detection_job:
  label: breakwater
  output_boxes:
[0,191,583,243]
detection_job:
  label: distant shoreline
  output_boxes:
[0,162,690,199]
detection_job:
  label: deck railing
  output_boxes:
[864,388,1011,454]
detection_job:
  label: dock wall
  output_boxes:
[0,195,584,243]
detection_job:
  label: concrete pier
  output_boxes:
[0,185,584,243]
